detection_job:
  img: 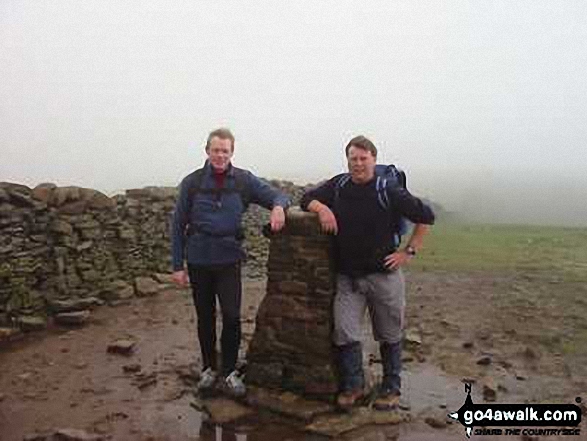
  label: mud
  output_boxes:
[0,274,584,440]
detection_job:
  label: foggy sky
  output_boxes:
[1,1,586,226]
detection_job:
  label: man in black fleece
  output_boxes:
[300,136,435,411]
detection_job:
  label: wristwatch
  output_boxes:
[405,245,417,256]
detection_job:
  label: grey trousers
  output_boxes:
[333,270,405,346]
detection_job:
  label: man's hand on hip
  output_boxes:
[384,250,412,270]
[172,270,189,286]
[270,206,286,232]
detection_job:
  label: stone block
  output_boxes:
[18,315,47,332]
[54,310,91,326]
[50,220,73,236]
[135,276,160,297]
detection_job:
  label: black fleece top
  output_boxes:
[300,175,435,277]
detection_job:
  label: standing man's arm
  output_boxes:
[246,173,290,232]
[300,178,338,234]
[383,187,435,270]
[171,178,190,286]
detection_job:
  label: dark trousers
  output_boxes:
[187,262,242,376]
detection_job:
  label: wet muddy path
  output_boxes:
[1,275,584,440]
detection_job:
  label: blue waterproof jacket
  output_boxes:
[171,161,289,270]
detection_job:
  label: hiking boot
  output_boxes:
[197,367,218,391]
[336,388,364,412]
[224,370,246,397]
[373,387,400,411]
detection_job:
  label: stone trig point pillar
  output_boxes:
[246,208,338,398]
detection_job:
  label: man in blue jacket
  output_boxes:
[171,128,289,396]
[301,136,434,411]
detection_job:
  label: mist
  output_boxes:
[1,1,586,227]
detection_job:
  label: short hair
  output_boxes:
[206,128,235,151]
[345,135,377,158]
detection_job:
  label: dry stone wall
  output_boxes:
[0,182,178,329]
[0,179,306,331]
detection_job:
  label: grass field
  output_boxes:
[412,222,587,283]
[405,221,587,388]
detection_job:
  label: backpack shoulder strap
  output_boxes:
[333,173,351,202]
[231,167,251,207]
[375,175,390,210]
[187,168,206,195]
[388,164,406,188]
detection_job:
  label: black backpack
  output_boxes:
[184,166,251,239]
[334,164,409,247]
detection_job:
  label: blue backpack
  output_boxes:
[334,164,409,247]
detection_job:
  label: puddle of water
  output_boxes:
[185,363,477,441]
[402,362,481,415]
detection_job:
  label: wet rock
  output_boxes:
[19,316,47,332]
[246,387,332,422]
[175,363,200,386]
[476,355,492,366]
[306,407,405,437]
[53,428,105,440]
[135,277,160,297]
[189,399,205,412]
[54,310,91,326]
[162,388,188,402]
[0,326,21,342]
[404,329,422,348]
[424,415,448,429]
[122,363,141,373]
[49,297,102,313]
[498,360,513,369]
[132,372,157,390]
[107,339,136,355]
[202,397,254,423]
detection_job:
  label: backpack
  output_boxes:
[184,165,251,239]
[334,164,409,247]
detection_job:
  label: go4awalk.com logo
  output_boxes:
[448,383,582,438]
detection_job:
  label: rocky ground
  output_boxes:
[0,272,585,441]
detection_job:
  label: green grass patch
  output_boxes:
[411,222,587,283]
